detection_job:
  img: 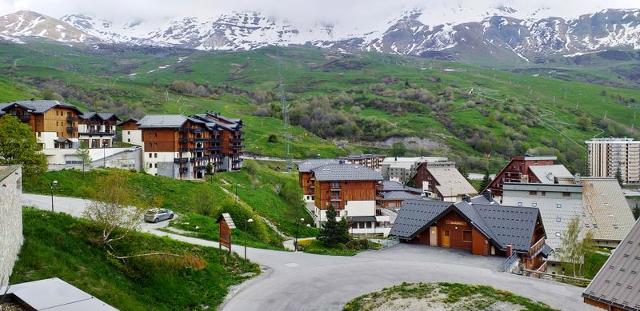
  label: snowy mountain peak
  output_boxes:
[1,8,640,63]
[1,10,94,43]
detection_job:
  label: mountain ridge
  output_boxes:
[1,9,640,64]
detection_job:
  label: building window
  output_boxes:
[154,163,158,168]
[562,192,571,197]
[127,138,131,142]
[541,191,546,196]
[127,131,130,135]
[366,222,372,229]
[149,153,152,158]
[148,163,152,168]
[463,230,472,242]
[529,191,537,196]
[154,153,158,158]
[556,203,562,208]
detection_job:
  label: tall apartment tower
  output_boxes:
[586,138,640,184]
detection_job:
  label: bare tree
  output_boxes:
[83,171,145,248]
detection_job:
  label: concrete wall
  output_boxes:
[47,147,142,172]
[0,166,23,288]
[345,200,376,217]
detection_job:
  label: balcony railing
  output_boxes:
[66,126,74,134]
[79,129,115,135]
[67,116,75,123]
[174,158,189,164]
[528,237,545,258]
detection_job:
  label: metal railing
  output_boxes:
[500,253,520,272]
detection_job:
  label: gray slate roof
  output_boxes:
[390,195,541,253]
[79,112,119,121]
[381,191,424,200]
[389,200,450,238]
[380,180,422,193]
[312,163,383,181]
[138,115,188,128]
[0,100,81,114]
[583,219,640,310]
[297,159,340,173]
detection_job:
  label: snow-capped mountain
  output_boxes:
[0,10,96,43]
[1,8,640,63]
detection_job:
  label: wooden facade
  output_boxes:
[3,104,80,139]
[119,119,139,130]
[314,180,378,211]
[299,172,314,196]
[486,156,556,197]
[413,163,439,197]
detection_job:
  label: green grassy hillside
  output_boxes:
[11,208,259,310]
[1,42,639,171]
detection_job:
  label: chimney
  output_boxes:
[482,189,492,202]
[462,194,471,203]
[506,244,513,257]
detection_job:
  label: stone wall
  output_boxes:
[0,165,23,288]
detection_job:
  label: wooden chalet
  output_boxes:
[390,192,550,270]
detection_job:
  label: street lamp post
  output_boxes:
[50,180,58,212]
[244,218,253,260]
[295,217,304,251]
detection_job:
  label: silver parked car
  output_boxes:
[144,208,175,223]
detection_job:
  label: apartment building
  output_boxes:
[586,138,640,184]
[380,156,448,184]
[0,100,82,149]
[297,159,340,202]
[190,112,244,171]
[310,162,390,236]
[118,118,143,146]
[502,182,586,271]
[341,154,385,171]
[485,155,574,199]
[138,113,243,180]
[412,161,478,202]
[77,112,120,148]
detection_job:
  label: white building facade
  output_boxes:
[587,138,640,184]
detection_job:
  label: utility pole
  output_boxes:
[277,50,292,172]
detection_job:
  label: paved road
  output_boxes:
[22,193,593,311]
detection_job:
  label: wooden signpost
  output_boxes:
[218,213,236,253]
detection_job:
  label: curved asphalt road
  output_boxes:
[22,193,593,311]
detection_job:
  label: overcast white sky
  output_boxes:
[0,0,639,27]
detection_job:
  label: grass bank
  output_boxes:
[11,208,259,311]
[343,282,557,311]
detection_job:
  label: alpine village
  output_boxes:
[3,2,640,311]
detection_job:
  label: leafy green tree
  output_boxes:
[479,170,491,191]
[318,205,350,246]
[0,115,47,177]
[576,115,592,131]
[615,167,624,186]
[558,217,595,277]
[75,141,91,172]
[390,141,407,157]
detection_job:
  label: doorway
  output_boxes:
[442,229,450,247]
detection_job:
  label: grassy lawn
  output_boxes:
[297,239,380,256]
[11,208,260,311]
[343,282,557,311]
[214,160,318,238]
[583,250,611,279]
[167,212,284,250]
[23,168,284,249]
